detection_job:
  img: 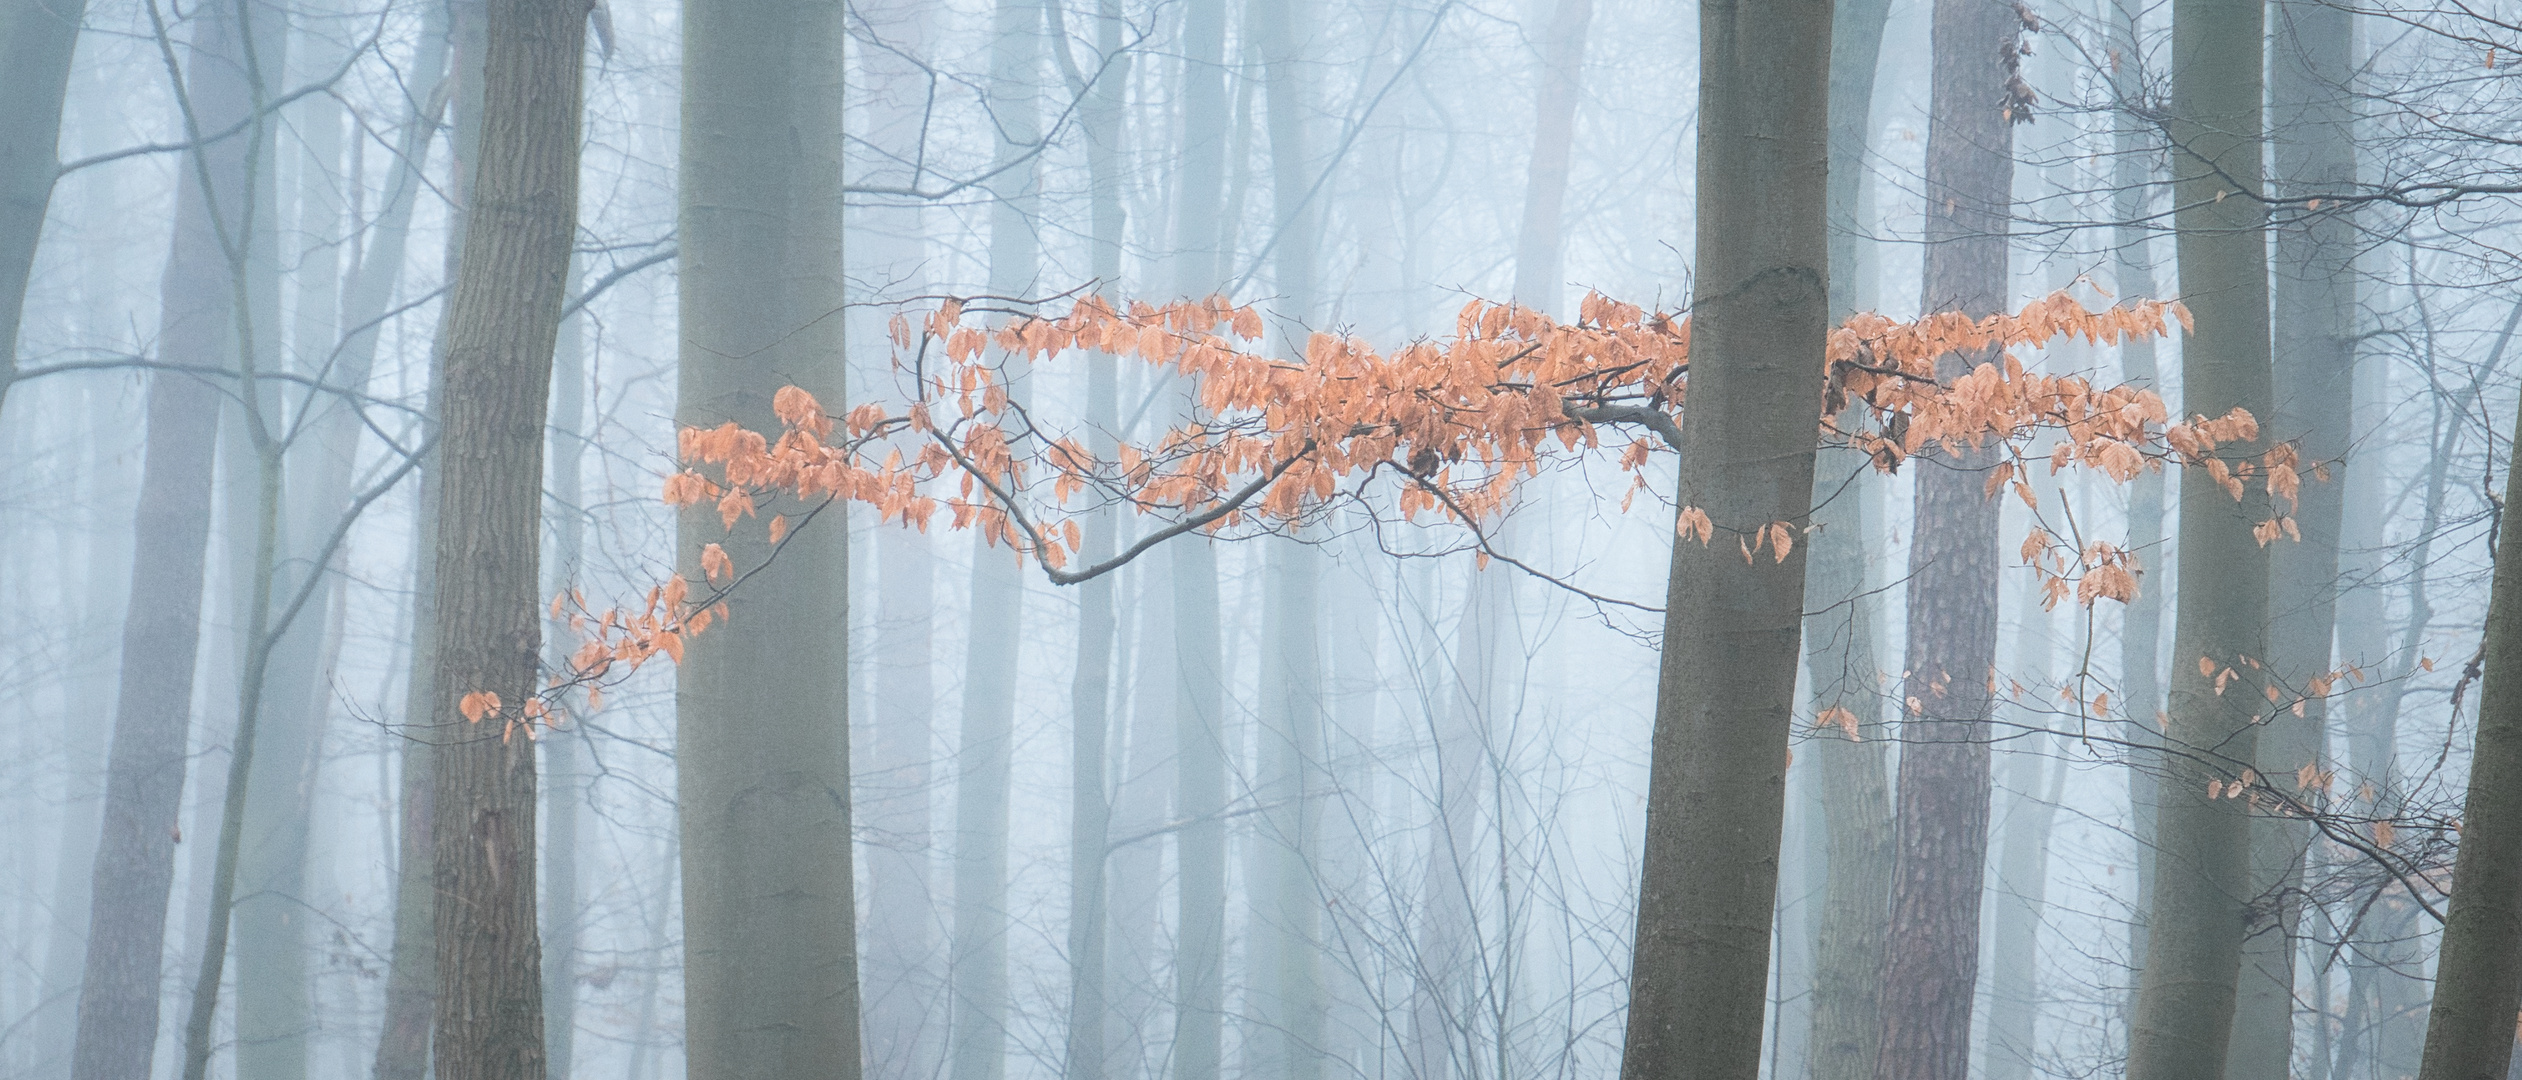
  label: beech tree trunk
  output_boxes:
[1873,3,2018,1078]
[2414,384,2522,1080]
[2229,2,2358,1075]
[1167,1,1232,1076]
[2124,0,2275,1066]
[2107,0,2167,1017]
[1064,3,1126,1077]
[422,0,585,1075]
[1805,0,1895,1070]
[67,5,261,1074]
[673,0,857,1072]
[1508,0,1592,316]
[0,0,87,406]
[1612,0,1828,1075]
[371,8,467,1076]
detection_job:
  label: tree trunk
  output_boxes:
[674,0,856,1072]
[0,0,88,409]
[423,0,585,1074]
[541,266,587,1080]
[1064,3,1127,1078]
[1508,0,1592,316]
[1168,0,1232,1076]
[370,8,465,1077]
[1612,0,1828,1075]
[2413,333,2522,1080]
[1873,3,2019,1078]
[1806,0,1895,1071]
[67,3,262,1073]
[950,4,1039,1078]
[2229,2,2358,1075]
[2124,0,2275,1066]
[2107,0,2167,1020]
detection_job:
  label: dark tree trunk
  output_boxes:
[1612,0,1829,1075]
[0,0,87,404]
[1872,3,2019,1078]
[421,0,585,1075]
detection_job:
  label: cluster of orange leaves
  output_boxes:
[513,286,2314,726]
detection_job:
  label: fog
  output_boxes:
[0,0,2517,1078]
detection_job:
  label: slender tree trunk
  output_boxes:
[951,4,1039,1079]
[1806,0,1895,1070]
[0,0,88,410]
[854,0,944,1073]
[674,0,856,1072]
[1984,707,2066,1080]
[1873,3,2021,1078]
[541,265,587,1080]
[1168,2,1232,1077]
[422,0,586,1074]
[1065,6,1128,1075]
[2124,0,2275,1065]
[66,3,262,1073]
[2107,0,2167,1020]
[2413,334,2522,1080]
[1613,0,1829,1075]
[1508,0,1592,316]
[369,9,462,1077]
[2228,2,2358,1075]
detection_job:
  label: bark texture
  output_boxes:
[674,0,858,1072]
[1873,3,2019,1078]
[1613,0,1829,1075]
[423,0,585,1075]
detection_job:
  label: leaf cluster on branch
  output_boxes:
[484,285,2325,732]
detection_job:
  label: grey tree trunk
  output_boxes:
[2107,0,2167,1018]
[1508,0,1592,316]
[1167,2,1232,1078]
[541,269,587,1080]
[950,4,1039,1079]
[0,0,88,408]
[2414,402,2522,1080]
[673,0,857,1072]
[422,0,586,1074]
[1612,0,1829,1075]
[1805,0,1895,1071]
[2228,2,2358,1075]
[67,4,262,1074]
[1063,4,1126,1079]
[368,8,462,1076]
[855,0,944,1074]
[1873,3,2019,1078]
[2124,0,2275,1067]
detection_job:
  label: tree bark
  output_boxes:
[422,0,585,1075]
[1612,0,1829,1075]
[2124,0,2275,1066]
[673,0,856,1071]
[67,4,260,1073]
[1873,3,2019,1079]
